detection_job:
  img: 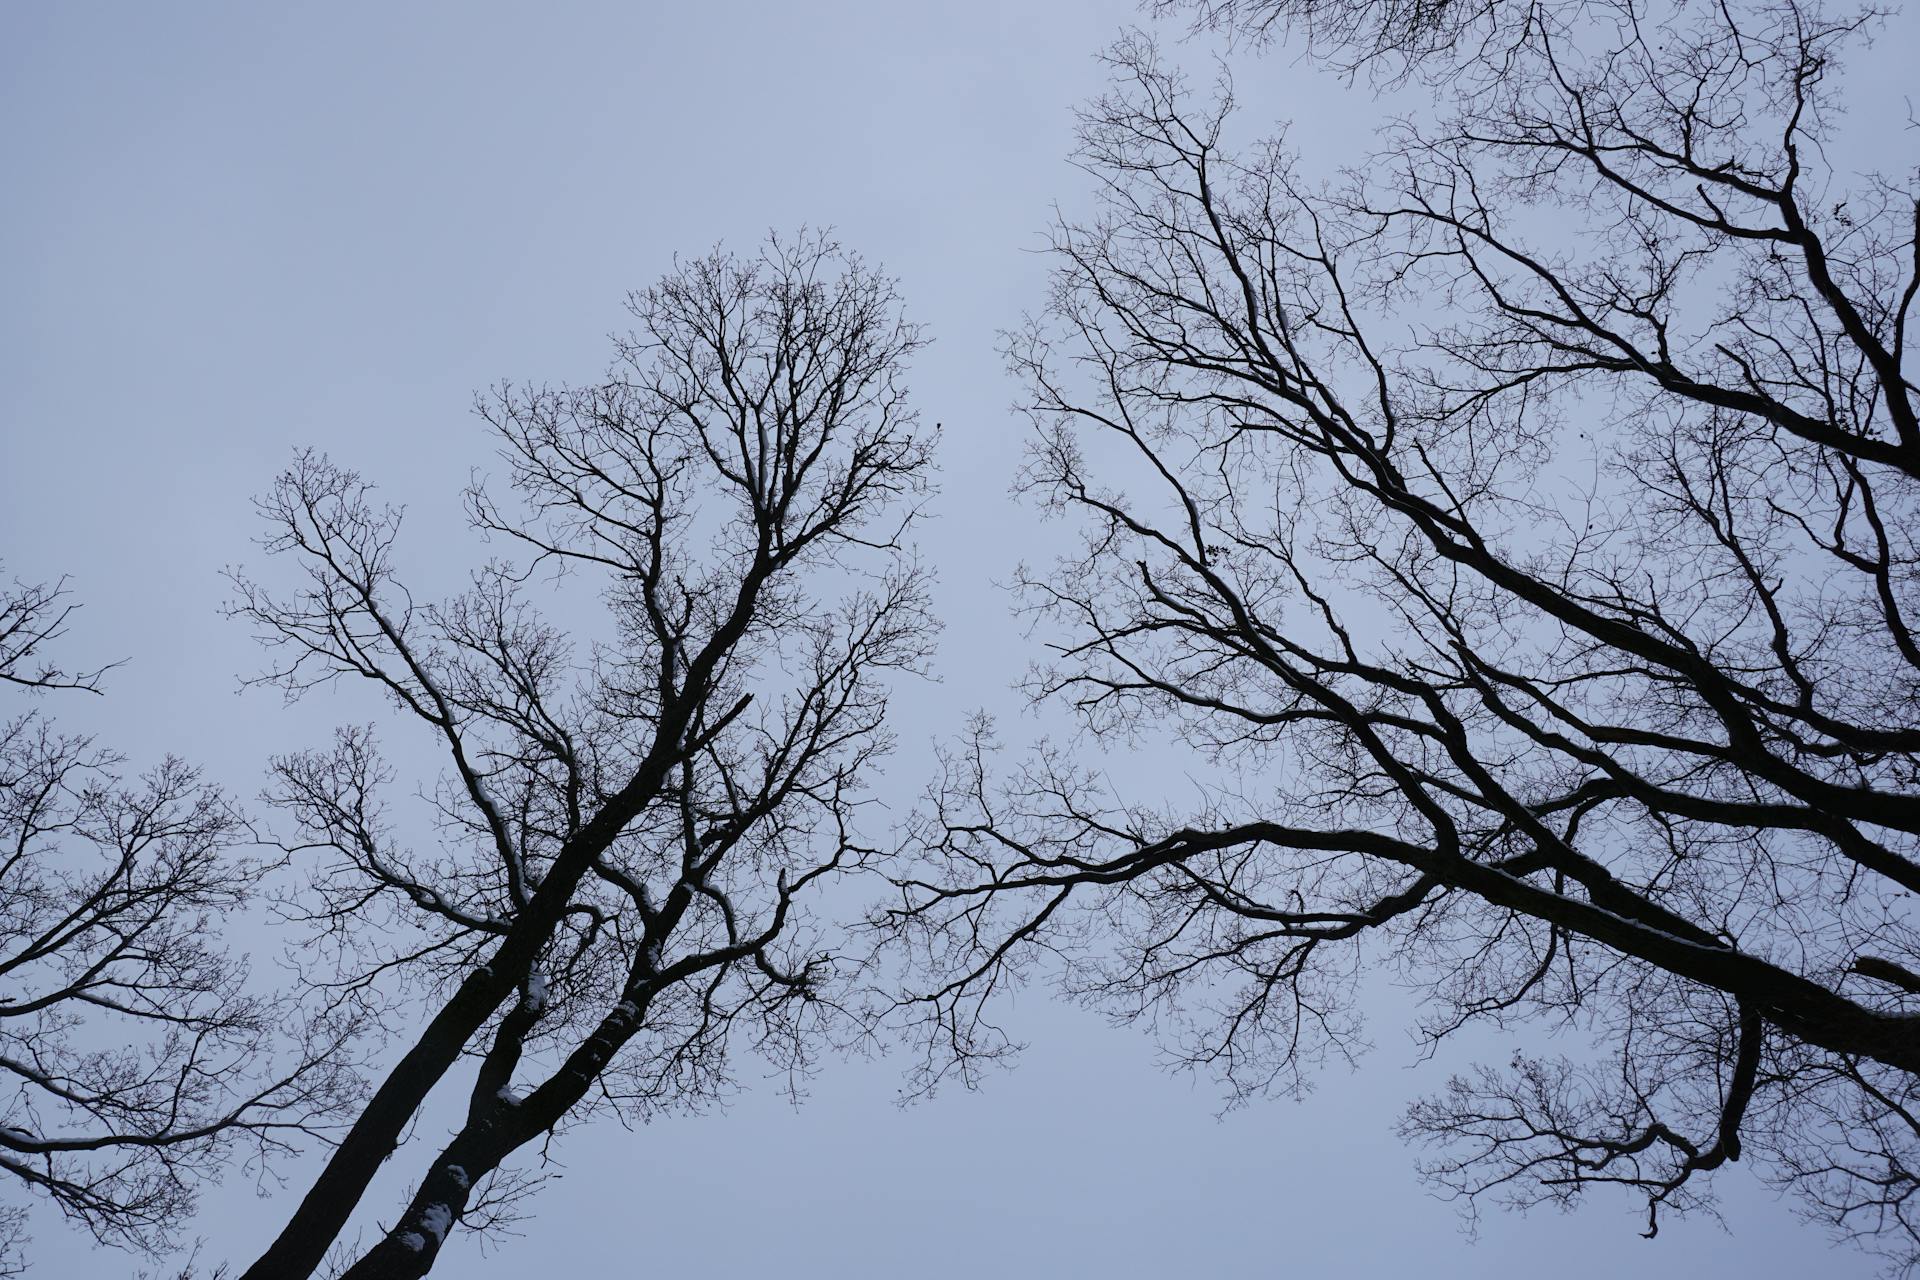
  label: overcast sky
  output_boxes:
[0,2,1894,1275]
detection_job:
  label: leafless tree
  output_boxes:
[0,570,117,695]
[227,234,935,1280]
[885,2,1920,1265]
[0,573,355,1275]
[1155,0,1529,76]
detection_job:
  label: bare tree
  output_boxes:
[0,573,354,1274]
[227,234,935,1280]
[1155,0,1531,76]
[885,3,1920,1265]
[0,570,117,695]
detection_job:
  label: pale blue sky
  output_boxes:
[0,3,1888,1275]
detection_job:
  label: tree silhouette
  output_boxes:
[230,234,936,1280]
[0,571,354,1273]
[886,3,1920,1262]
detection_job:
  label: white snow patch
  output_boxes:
[418,1203,454,1242]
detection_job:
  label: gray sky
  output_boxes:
[0,2,1887,1275]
